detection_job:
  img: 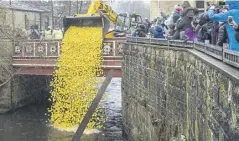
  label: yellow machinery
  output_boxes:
[128,12,143,34]
[63,0,129,38]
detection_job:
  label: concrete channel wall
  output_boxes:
[0,40,51,113]
[121,42,239,141]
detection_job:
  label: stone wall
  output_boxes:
[0,40,13,113]
[0,39,51,113]
[121,42,239,141]
[11,75,51,110]
[0,74,51,113]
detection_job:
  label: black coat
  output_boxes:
[217,23,228,46]
[172,1,196,39]
[235,27,239,43]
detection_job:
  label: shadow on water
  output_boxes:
[0,78,128,141]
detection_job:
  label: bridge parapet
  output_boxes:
[12,38,125,76]
[13,38,124,59]
[13,40,61,58]
[127,36,239,69]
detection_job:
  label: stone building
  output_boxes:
[0,2,51,31]
[150,0,222,20]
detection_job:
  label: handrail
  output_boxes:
[13,39,125,58]
[126,36,239,69]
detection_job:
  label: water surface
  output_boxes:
[0,78,127,141]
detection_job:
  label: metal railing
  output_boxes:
[13,40,61,58]
[13,39,125,58]
[127,36,239,69]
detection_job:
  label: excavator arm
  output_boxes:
[63,0,128,38]
[87,0,118,24]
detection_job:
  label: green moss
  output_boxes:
[195,120,199,141]
[231,103,237,129]
[219,80,228,107]
[206,128,212,141]
[185,75,189,140]
[205,73,212,141]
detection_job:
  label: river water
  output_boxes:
[0,78,127,141]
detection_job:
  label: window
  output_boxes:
[25,15,29,29]
[196,0,204,9]
[45,16,49,29]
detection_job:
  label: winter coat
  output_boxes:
[198,13,210,26]
[198,23,212,42]
[168,23,175,36]
[172,1,195,39]
[211,21,219,45]
[217,23,228,46]
[132,24,146,37]
[153,26,165,39]
[144,21,151,33]
[173,11,181,23]
[208,0,239,51]
[235,27,239,43]
[29,29,40,39]
[149,26,155,35]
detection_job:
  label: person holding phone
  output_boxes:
[207,0,239,51]
[228,17,239,43]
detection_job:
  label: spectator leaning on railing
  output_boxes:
[207,0,239,51]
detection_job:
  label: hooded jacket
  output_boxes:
[173,1,195,39]
[154,26,165,39]
[208,0,239,51]
[177,1,194,31]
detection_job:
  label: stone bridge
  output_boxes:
[0,38,123,113]
[12,38,124,77]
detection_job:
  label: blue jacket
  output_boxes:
[154,26,165,39]
[208,0,239,51]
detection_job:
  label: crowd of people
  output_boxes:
[132,0,239,52]
[27,25,63,40]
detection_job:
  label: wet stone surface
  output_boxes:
[0,78,127,141]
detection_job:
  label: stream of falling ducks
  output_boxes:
[48,26,105,129]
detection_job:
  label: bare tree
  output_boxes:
[110,0,150,20]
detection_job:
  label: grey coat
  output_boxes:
[172,1,195,39]
[217,23,228,46]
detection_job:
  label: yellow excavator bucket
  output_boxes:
[63,14,111,37]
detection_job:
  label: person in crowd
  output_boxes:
[217,22,228,46]
[144,18,151,33]
[217,7,229,46]
[44,26,53,40]
[153,25,165,39]
[132,24,146,37]
[148,24,155,37]
[183,28,197,42]
[230,19,239,43]
[195,12,213,43]
[211,21,219,45]
[28,25,40,40]
[208,0,239,51]
[168,23,175,36]
[173,5,182,23]
[53,26,63,39]
[210,7,221,45]
[173,1,196,40]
